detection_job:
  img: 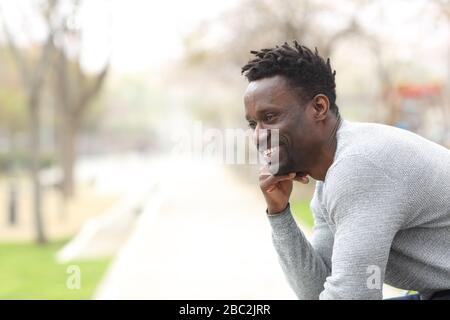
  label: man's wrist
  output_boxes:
[266,203,298,238]
[266,202,290,216]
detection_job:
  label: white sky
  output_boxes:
[0,0,238,72]
[82,0,239,73]
[0,0,448,74]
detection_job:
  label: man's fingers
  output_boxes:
[260,172,295,191]
[293,174,310,184]
[260,166,310,187]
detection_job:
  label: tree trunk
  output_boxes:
[61,114,78,198]
[29,98,46,244]
[7,130,18,225]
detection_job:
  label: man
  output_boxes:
[241,41,450,300]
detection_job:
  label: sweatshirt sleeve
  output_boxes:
[267,194,334,299]
[319,154,405,300]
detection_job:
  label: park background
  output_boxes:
[0,0,449,299]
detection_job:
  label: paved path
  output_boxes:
[95,158,298,299]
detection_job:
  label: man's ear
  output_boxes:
[312,94,330,121]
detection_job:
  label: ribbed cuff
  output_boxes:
[266,203,299,237]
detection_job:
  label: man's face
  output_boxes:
[244,75,319,176]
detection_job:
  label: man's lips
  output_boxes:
[261,145,282,164]
[259,145,310,178]
[262,146,280,157]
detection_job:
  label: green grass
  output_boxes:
[291,200,314,228]
[0,239,111,300]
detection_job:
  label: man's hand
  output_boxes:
[259,166,310,215]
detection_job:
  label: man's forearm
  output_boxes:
[268,204,330,300]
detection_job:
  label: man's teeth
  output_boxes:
[263,147,278,156]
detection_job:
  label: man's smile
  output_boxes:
[261,144,283,164]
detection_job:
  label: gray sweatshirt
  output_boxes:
[268,119,450,300]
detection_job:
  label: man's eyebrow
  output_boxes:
[246,106,280,121]
[255,106,279,115]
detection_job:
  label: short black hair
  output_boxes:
[241,41,339,116]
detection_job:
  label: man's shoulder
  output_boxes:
[323,153,395,199]
[338,120,406,153]
[341,120,449,156]
[338,120,450,180]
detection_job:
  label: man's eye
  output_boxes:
[265,113,277,122]
[248,122,256,129]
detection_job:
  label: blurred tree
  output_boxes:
[184,0,372,72]
[0,87,27,164]
[0,84,26,228]
[183,0,448,133]
[181,0,388,127]
[433,0,450,145]
[50,0,109,198]
[2,0,110,205]
[0,0,58,244]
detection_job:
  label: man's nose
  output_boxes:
[253,125,271,151]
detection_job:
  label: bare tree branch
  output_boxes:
[76,63,109,118]
[28,33,55,105]
[0,7,31,87]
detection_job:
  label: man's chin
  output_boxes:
[269,162,293,176]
